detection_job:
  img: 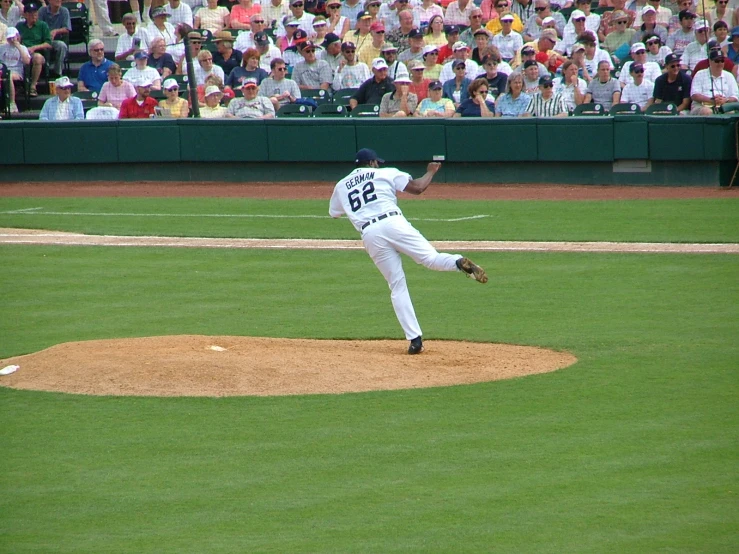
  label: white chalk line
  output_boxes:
[0,210,491,223]
[0,232,736,254]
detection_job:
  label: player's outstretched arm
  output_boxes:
[404,162,441,195]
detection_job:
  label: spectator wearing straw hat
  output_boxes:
[212,30,243,75]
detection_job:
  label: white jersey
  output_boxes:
[329,167,411,233]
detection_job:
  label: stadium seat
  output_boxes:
[301,87,331,105]
[349,103,380,117]
[72,89,99,111]
[314,103,348,117]
[276,103,313,117]
[63,2,91,52]
[572,102,606,116]
[609,102,642,115]
[0,63,10,118]
[332,87,357,105]
[644,102,677,116]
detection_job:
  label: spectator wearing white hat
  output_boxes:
[158,77,189,117]
[522,0,566,43]
[681,19,712,71]
[119,77,160,118]
[40,75,84,120]
[561,9,593,56]
[332,40,371,89]
[349,57,395,108]
[493,13,524,61]
[632,5,666,47]
[0,26,29,113]
[379,73,417,116]
[632,0,671,29]
[420,44,442,80]
[227,78,276,118]
[619,42,662,86]
[275,0,315,39]
[438,41,479,82]
[124,50,163,89]
[147,6,177,49]
[484,1,523,36]
[200,85,228,118]
[381,41,409,80]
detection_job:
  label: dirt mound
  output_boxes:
[0,336,577,397]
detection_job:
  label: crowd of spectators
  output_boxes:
[2,0,739,118]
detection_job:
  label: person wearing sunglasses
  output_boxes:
[459,8,485,48]
[235,14,274,51]
[649,52,691,111]
[643,33,671,66]
[492,13,523,61]
[292,40,333,90]
[618,42,662,86]
[413,0,443,30]
[454,76,496,116]
[230,0,261,30]
[358,20,387,65]
[703,0,731,30]
[619,62,653,109]
[521,74,567,116]
[692,39,736,74]
[192,48,224,86]
[522,0,565,43]
[602,10,636,63]
[484,0,523,36]
[379,73,418,116]
[633,0,671,28]
[77,38,114,94]
[259,57,302,111]
[275,0,315,40]
[332,40,371,89]
[325,0,350,40]
[157,77,189,117]
[681,18,711,71]
[689,49,738,114]
[597,0,634,43]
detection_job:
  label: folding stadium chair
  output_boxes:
[609,102,642,115]
[314,103,348,117]
[644,102,677,116]
[572,102,606,116]
[349,103,380,117]
[276,103,313,117]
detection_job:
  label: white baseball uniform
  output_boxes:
[329,166,463,340]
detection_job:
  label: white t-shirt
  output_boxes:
[0,42,30,76]
[620,79,654,109]
[115,29,150,62]
[329,166,411,233]
[123,66,162,87]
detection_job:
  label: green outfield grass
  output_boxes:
[0,197,737,553]
[0,197,738,242]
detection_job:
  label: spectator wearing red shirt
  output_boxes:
[119,77,160,118]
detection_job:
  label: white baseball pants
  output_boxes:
[362,215,462,340]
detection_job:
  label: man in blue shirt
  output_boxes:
[77,38,113,93]
[40,76,85,120]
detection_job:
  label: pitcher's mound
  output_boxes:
[0,336,577,397]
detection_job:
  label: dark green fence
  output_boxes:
[1,116,736,186]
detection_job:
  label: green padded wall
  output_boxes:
[0,122,25,164]
[117,120,180,162]
[23,121,119,165]
[445,119,537,162]
[267,118,356,162]
[537,117,613,162]
[179,119,269,162]
[649,118,705,160]
[354,120,446,162]
[614,116,649,159]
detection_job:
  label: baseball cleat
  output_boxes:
[408,336,424,355]
[456,257,488,283]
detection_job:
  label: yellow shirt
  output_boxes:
[358,43,382,67]
[486,13,523,35]
[423,34,447,47]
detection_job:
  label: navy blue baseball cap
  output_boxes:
[355,148,384,164]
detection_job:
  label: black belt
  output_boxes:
[361,211,399,230]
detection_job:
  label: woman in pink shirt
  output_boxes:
[230,0,262,30]
[98,64,137,109]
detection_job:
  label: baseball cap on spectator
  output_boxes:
[446,25,460,35]
[664,53,680,65]
[540,29,558,42]
[285,16,300,26]
[473,28,491,37]
[709,49,725,61]
[381,42,398,52]
[453,41,469,51]
[322,33,341,47]
[428,80,443,90]
[293,29,309,43]
[163,78,178,90]
[313,15,327,26]
[357,10,372,21]
[706,39,720,50]
[521,45,536,55]
[300,40,316,50]
[409,59,425,70]
[732,26,739,37]
[23,2,41,12]
[134,51,149,59]
[327,0,341,5]
[241,78,259,88]
[205,85,222,96]
[290,0,304,5]
[541,16,555,25]
[629,62,644,73]
[523,59,537,68]
[572,43,586,53]
[452,59,466,69]
[611,10,628,21]
[500,14,514,22]
[342,41,356,51]
[641,5,656,15]
[538,75,553,86]
[570,9,585,20]
[136,76,154,87]
[408,29,424,40]
[678,9,696,19]
[151,6,171,17]
[254,31,269,46]
[54,76,74,88]
[5,27,19,39]
[422,45,439,56]
[694,19,709,29]
[355,148,383,164]
[394,74,412,83]
[372,57,389,70]
[630,42,646,54]
[370,21,385,32]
